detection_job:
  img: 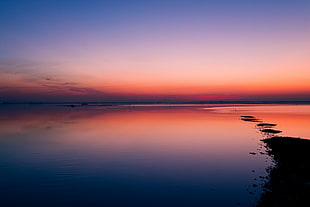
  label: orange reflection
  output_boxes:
[235,104,310,139]
[0,104,309,164]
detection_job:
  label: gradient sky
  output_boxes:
[0,0,310,102]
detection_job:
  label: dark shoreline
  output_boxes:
[257,136,310,207]
[240,114,310,206]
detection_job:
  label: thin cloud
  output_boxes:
[0,59,80,89]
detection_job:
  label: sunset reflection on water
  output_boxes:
[0,104,308,207]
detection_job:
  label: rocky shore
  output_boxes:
[241,115,310,207]
[257,136,310,207]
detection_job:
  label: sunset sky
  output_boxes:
[1,0,309,102]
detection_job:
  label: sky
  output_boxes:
[0,0,310,102]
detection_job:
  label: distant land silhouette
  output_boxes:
[1,100,310,105]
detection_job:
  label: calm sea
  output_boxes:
[0,104,309,207]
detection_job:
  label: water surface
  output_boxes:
[0,104,308,206]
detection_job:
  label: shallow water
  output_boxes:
[0,104,308,207]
